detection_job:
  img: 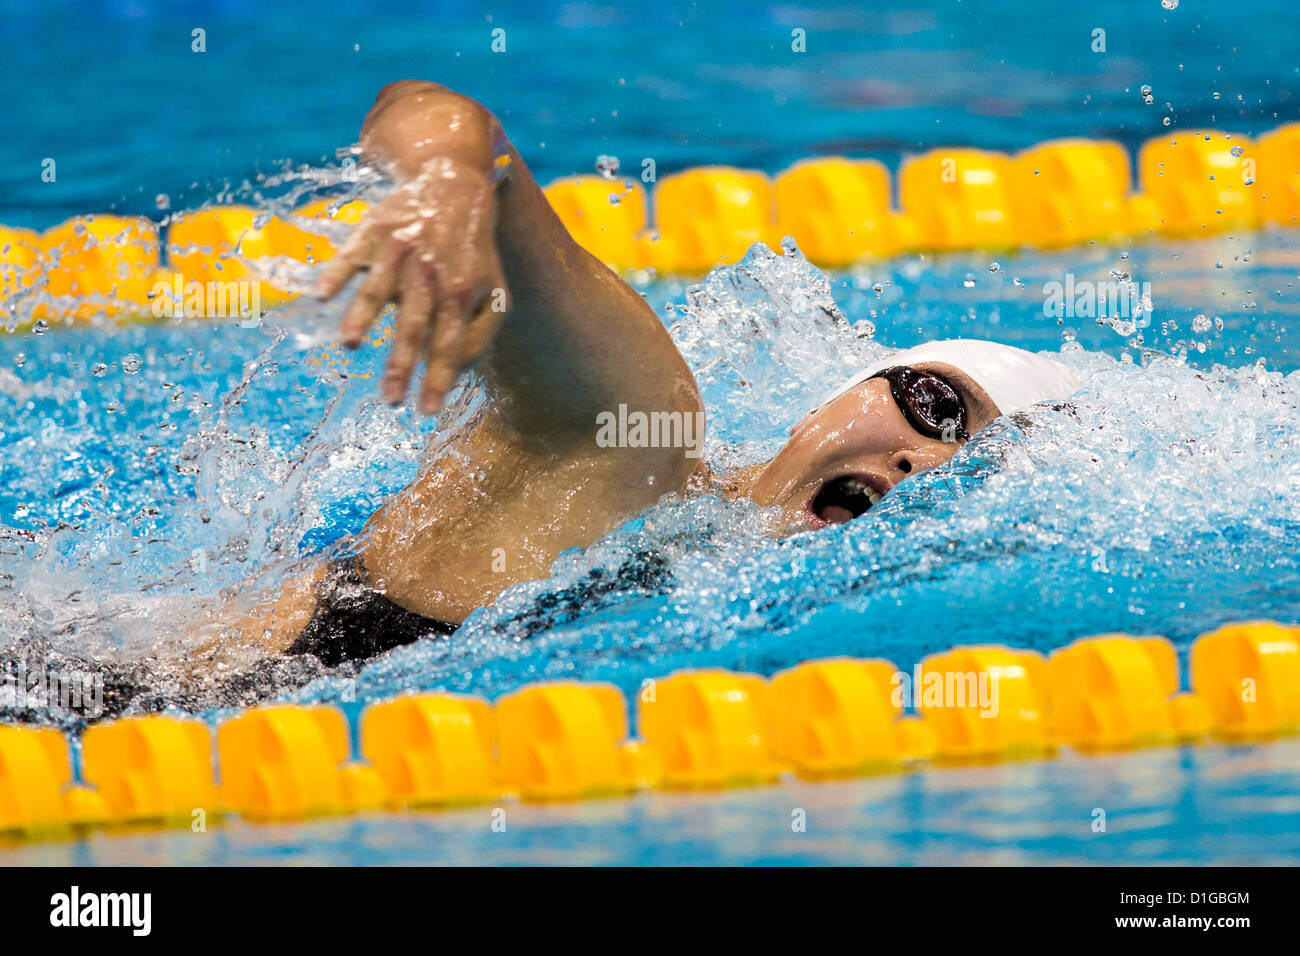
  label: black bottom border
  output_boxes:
[0,865,1280,942]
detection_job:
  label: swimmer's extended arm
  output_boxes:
[346,81,702,625]
[206,81,701,652]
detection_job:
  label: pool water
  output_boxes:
[3,0,1300,864]
[6,0,1300,232]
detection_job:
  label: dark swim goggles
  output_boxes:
[867,366,969,442]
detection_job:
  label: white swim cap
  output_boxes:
[824,339,1079,416]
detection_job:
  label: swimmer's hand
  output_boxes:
[316,83,508,414]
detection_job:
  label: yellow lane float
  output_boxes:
[1,619,1298,843]
[1139,131,1257,236]
[8,123,1300,305]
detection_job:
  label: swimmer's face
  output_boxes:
[749,362,1001,531]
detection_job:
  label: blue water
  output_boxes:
[2,0,1300,864]
[5,0,1300,231]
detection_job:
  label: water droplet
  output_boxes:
[1162,117,1172,126]
[92,362,108,377]
[32,319,49,334]
[1161,0,1178,9]
[594,155,620,180]
[963,274,976,288]
[122,353,143,374]
[1231,145,1244,157]
[988,262,1000,273]
[1192,313,1211,333]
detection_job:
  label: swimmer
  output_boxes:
[195,81,1078,667]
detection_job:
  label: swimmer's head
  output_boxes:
[749,339,1078,530]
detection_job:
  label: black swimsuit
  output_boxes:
[3,548,669,726]
[285,555,457,666]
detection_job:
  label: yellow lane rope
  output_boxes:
[1,620,1297,841]
[2,124,1298,326]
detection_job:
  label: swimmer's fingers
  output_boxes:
[419,270,508,415]
[457,269,509,365]
[316,219,377,300]
[384,266,436,406]
[419,291,470,415]
[338,246,400,349]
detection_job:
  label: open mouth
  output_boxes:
[808,474,888,525]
